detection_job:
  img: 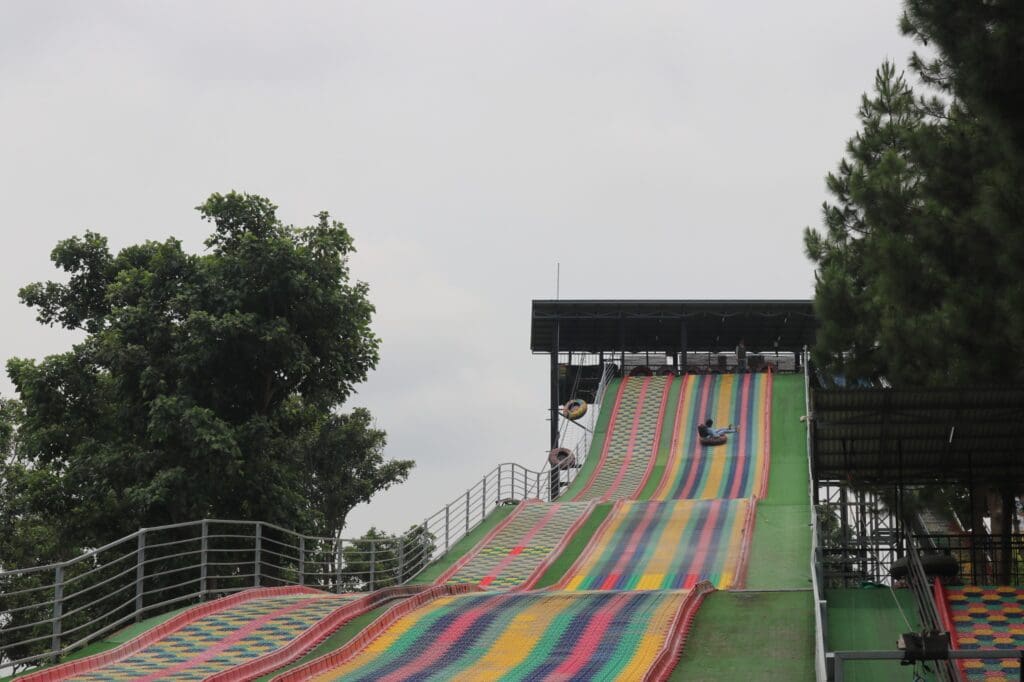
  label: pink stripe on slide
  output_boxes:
[136,597,327,681]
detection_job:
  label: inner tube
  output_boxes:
[629,365,653,376]
[562,398,588,421]
[889,554,960,580]
[699,435,728,446]
[548,447,576,468]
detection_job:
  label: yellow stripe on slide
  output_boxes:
[447,596,565,680]
[616,595,687,679]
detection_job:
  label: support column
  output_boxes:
[549,323,561,500]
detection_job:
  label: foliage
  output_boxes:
[339,525,436,591]
[3,192,414,565]
[805,6,1024,386]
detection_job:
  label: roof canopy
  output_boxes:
[811,387,1024,484]
[530,299,817,353]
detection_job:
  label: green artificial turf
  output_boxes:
[670,590,815,681]
[409,504,516,584]
[636,376,684,500]
[529,503,612,588]
[745,373,812,589]
[562,378,620,501]
[826,588,927,682]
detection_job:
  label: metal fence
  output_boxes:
[917,532,1024,586]
[0,364,615,672]
[0,518,421,671]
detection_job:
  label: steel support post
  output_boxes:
[465,490,470,534]
[298,536,306,586]
[336,540,343,593]
[254,523,262,587]
[369,541,376,591]
[51,564,64,662]
[445,504,450,553]
[397,536,405,583]
[481,477,487,517]
[135,531,146,620]
[200,520,209,598]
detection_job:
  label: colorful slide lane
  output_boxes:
[570,375,674,503]
[652,372,771,501]
[275,588,710,682]
[554,499,754,592]
[436,499,594,589]
[21,586,424,682]
[940,584,1024,680]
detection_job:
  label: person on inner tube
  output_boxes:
[697,418,737,439]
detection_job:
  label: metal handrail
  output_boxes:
[0,362,622,672]
[903,529,958,682]
[805,349,829,682]
[1,435,608,672]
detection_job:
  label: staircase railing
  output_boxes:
[903,526,958,682]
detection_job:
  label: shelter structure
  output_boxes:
[810,379,1024,586]
[530,299,816,449]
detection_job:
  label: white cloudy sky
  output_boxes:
[1,1,918,537]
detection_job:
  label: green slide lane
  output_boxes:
[746,373,812,589]
[670,590,815,681]
[561,378,620,500]
[666,373,815,680]
[409,504,516,584]
[529,502,613,588]
[636,376,683,500]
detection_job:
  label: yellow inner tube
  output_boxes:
[563,399,588,420]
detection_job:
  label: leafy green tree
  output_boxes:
[339,525,436,591]
[3,192,414,561]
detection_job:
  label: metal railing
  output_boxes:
[903,532,958,682]
[0,518,430,671]
[805,348,829,682]
[1,370,615,672]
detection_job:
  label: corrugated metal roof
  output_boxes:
[811,387,1024,483]
[530,300,817,353]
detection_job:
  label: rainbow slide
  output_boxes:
[19,370,776,680]
[938,583,1024,681]
[273,587,711,682]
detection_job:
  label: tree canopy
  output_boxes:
[2,192,413,565]
[805,4,1024,386]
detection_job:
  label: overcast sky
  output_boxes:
[1,1,918,537]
